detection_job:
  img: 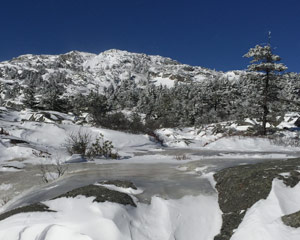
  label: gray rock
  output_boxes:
[0,203,54,221]
[282,210,300,228]
[54,184,136,207]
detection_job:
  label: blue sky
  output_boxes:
[1,0,300,72]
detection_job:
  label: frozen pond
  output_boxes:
[3,148,299,212]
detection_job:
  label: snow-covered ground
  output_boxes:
[156,114,300,153]
[0,192,222,240]
[1,108,300,240]
[0,108,157,165]
[1,108,300,167]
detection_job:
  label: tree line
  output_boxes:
[2,37,300,135]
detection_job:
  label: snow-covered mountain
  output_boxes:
[0,49,241,105]
[1,50,300,240]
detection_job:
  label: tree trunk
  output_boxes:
[262,71,269,135]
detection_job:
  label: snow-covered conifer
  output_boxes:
[244,35,287,135]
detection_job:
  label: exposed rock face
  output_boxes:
[294,117,300,127]
[213,158,300,240]
[282,210,300,228]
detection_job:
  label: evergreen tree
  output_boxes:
[0,82,4,106]
[244,33,287,135]
[86,91,110,124]
[23,80,37,108]
[41,80,66,111]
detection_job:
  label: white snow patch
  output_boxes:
[279,172,291,178]
[152,77,175,87]
[0,144,33,162]
[223,71,239,81]
[94,183,143,195]
[0,184,12,191]
[0,167,20,172]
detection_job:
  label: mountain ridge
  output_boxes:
[0,49,243,108]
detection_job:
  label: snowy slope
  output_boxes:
[0,108,158,165]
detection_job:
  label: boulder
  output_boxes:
[54,184,136,207]
[282,210,300,228]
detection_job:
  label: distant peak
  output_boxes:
[100,49,135,55]
[103,49,126,53]
[62,50,96,57]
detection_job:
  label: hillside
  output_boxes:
[0,49,241,107]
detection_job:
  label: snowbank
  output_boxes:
[231,179,300,240]
[157,124,300,153]
[0,109,157,165]
[206,136,300,152]
[0,194,222,240]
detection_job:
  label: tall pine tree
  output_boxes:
[244,33,287,135]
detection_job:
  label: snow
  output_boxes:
[156,115,300,154]
[0,145,33,162]
[205,136,300,152]
[152,77,175,87]
[0,184,12,191]
[211,152,291,159]
[1,108,300,239]
[0,109,158,165]
[19,121,67,148]
[1,109,300,167]
[223,71,240,81]
[0,194,222,240]
[94,183,143,195]
[278,172,291,178]
[193,74,207,82]
[158,130,300,152]
[156,127,223,148]
[0,48,224,106]
[0,167,21,172]
[1,47,300,239]
[65,154,87,163]
[231,179,300,240]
